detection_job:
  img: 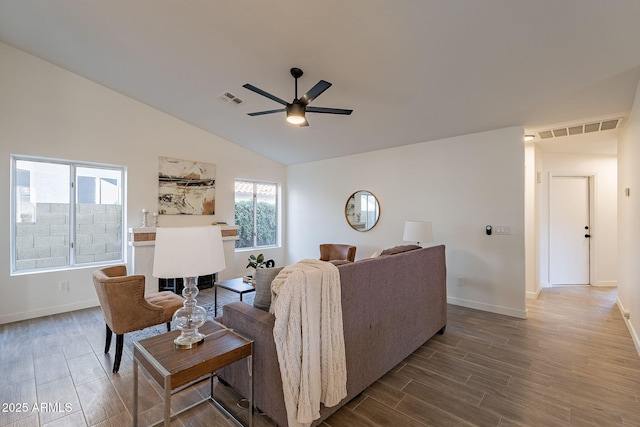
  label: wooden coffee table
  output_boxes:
[132,320,253,427]
[214,277,256,316]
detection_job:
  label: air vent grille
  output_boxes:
[218,92,244,105]
[568,126,583,135]
[553,128,568,137]
[601,119,618,131]
[536,118,621,140]
[539,130,554,139]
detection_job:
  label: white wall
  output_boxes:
[535,151,618,293]
[618,79,640,354]
[287,127,527,318]
[0,42,286,323]
[524,143,537,299]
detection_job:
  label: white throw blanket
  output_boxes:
[270,259,347,427]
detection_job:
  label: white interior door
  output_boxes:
[549,176,591,285]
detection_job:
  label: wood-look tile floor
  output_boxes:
[1,285,639,426]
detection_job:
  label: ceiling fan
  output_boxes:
[243,68,353,126]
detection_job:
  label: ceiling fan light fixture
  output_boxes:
[286,103,306,125]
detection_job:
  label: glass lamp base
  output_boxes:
[172,276,207,349]
[174,331,205,349]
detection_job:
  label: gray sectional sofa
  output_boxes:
[218,244,447,426]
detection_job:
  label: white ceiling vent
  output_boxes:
[218,92,244,105]
[537,118,622,140]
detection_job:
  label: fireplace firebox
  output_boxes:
[158,273,216,294]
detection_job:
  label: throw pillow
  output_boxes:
[253,266,284,311]
[379,244,421,256]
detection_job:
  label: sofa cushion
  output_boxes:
[379,244,421,256]
[253,267,284,311]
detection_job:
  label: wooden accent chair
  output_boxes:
[319,244,357,262]
[92,265,184,373]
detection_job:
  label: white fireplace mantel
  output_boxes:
[128,225,239,292]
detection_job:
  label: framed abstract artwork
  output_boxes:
[158,156,216,215]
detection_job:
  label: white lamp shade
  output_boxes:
[403,220,433,244]
[152,226,226,278]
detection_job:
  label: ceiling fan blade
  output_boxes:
[247,108,286,116]
[306,106,353,115]
[299,80,332,106]
[243,84,288,106]
[298,118,309,127]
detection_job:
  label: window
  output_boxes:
[234,180,278,249]
[11,155,125,274]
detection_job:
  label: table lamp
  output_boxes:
[403,220,433,246]
[153,225,226,349]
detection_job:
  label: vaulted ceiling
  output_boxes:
[1,1,639,164]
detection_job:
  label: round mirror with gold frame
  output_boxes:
[345,190,380,232]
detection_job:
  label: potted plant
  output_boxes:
[246,253,267,270]
[245,254,275,284]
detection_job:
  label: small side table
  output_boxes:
[214,278,256,316]
[133,321,253,427]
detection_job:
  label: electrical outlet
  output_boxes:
[457,276,464,287]
[59,281,69,293]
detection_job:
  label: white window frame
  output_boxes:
[234,179,280,251]
[10,154,126,275]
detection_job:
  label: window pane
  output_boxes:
[234,180,278,249]
[14,160,71,271]
[75,167,123,264]
[256,183,277,246]
[12,157,125,274]
[234,181,254,249]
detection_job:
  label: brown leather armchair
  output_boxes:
[92,265,184,373]
[319,244,357,262]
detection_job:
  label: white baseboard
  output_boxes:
[447,296,528,319]
[526,291,539,299]
[616,297,640,357]
[526,283,544,299]
[0,299,100,324]
[595,281,618,287]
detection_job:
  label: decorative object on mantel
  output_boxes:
[158,156,216,215]
[141,209,149,227]
[152,226,226,349]
[403,220,433,246]
[151,211,158,227]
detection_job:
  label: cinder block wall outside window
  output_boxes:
[15,203,123,271]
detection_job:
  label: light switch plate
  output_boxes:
[495,226,511,235]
